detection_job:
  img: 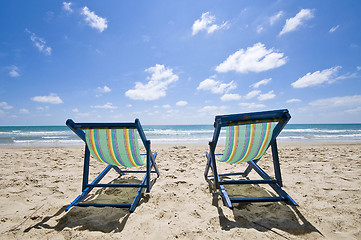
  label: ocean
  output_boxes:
[0,124,361,146]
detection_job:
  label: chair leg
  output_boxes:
[66,165,113,211]
[82,146,90,191]
[271,140,283,187]
[208,142,220,189]
[204,152,211,179]
[151,152,160,177]
[243,159,259,177]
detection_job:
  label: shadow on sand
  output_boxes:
[207,179,323,238]
[24,177,156,233]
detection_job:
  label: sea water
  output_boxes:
[0,124,360,146]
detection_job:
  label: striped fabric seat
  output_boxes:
[216,122,275,164]
[85,128,146,168]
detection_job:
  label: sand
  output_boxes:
[0,142,360,239]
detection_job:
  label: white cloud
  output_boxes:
[81,6,108,32]
[37,106,49,111]
[198,105,227,114]
[239,102,266,108]
[62,2,73,13]
[357,66,361,71]
[162,104,171,109]
[31,93,63,104]
[192,12,228,35]
[292,66,341,88]
[125,64,179,101]
[176,101,188,106]
[256,25,264,33]
[280,9,314,35]
[0,102,13,110]
[345,106,361,113]
[221,93,242,101]
[329,25,339,33]
[197,78,236,94]
[72,108,79,112]
[9,65,20,77]
[286,98,302,103]
[19,108,30,114]
[97,86,111,93]
[309,95,361,108]
[91,102,117,109]
[215,43,287,74]
[25,29,52,56]
[244,90,261,99]
[258,90,276,101]
[251,78,272,88]
[270,11,283,25]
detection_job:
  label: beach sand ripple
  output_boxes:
[0,143,360,239]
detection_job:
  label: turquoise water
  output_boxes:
[0,124,361,146]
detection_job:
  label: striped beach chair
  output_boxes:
[66,119,159,212]
[205,109,297,208]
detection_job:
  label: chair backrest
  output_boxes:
[211,109,290,164]
[84,128,145,167]
[66,119,149,168]
[216,122,275,163]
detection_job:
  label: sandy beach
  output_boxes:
[0,142,360,239]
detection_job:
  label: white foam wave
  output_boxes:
[283,129,361,134]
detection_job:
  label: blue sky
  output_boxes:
[1,0,360,125]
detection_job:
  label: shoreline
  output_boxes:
[1,140,361,149]
[1,142,360,239]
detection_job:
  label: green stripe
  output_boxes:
[85,128,145,168]
[216,122,275,164]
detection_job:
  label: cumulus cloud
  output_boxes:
[81,6,108,32]
[0,102,13,110]
[215,43,287,74]
[91,102,117,109]
[329,25,339,33]
[192,12,228,35]
[256,25,264,33]
[198,105,227,114]
[309,95,361,108]
[251,78,272,88]
[345,107,361,113]
[270,11,283,25]
[239,102,266,108]
[162,104,171,109]
[37,106,49,111]
[31,93,63,104]
[25,29,52,56]
[19,108,30,114]
[221,93,242,101]
[197,78,236,94]
[280,9,314,35]
[176,101,188,106]
[125,64,179,101]
[258,90,276,101]
[287,98,302,103]
[97,86,111,93]
[9,65,20,77]
[292,66,341,88]
[244,90,261,99]
[62,2,73,13]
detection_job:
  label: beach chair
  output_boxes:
[65,119,160,212]
[204,109,297,208]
